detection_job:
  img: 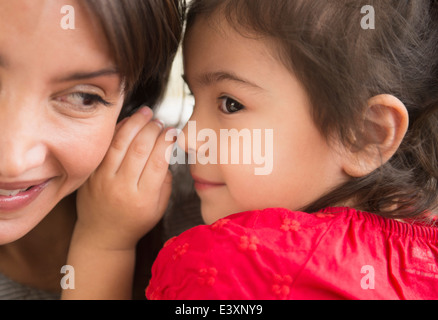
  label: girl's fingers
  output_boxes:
[138,127,178,193]
[99,107,153,174]
[157,170,173,215]
[116,119,165,183]
[114,116,130,133]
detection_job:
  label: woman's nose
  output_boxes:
[0,105,47,178]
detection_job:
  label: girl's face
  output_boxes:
[0,0,124,244]
[182,16,350,224]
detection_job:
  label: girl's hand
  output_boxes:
[62,107,177,299]
[75,107,176,250]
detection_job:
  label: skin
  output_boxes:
[61,12,409,300]
[63,107,175,299]
[0,0,122,292]
[61,12,349,299]
[180,16,351,224]
[0,0,172,295]
[0,0,123,246]
[181,15,408,225]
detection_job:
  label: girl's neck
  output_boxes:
[0,194,77,293]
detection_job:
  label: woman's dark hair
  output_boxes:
[83,0,185,119]
[185,0,438,220]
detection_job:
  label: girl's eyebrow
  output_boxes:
[183,71,265,91]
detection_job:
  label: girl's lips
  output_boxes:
[191,174,225,191]
[0,179,52,212]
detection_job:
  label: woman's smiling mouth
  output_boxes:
[0,179,52,212]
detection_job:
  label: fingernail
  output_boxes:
[138,107,152,117]
[153,119,165,129]
[117,117,129,126]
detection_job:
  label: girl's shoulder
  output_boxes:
[163,206,438,248]
[147,207,438,299]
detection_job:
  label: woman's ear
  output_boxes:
[342,94,409,178]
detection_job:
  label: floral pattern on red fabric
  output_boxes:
[147,207,438,300]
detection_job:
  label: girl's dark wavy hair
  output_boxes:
[83,0,186,119]
[186,0,438,220]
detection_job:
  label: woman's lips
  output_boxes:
[0,179,52,212]
[191,174,225,191]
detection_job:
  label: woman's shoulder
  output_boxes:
[0,272,59,300]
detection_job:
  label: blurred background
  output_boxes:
[155,41,194,129]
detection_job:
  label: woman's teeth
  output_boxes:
[0,188,29,197]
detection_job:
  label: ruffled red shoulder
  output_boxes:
[147,207,438,300]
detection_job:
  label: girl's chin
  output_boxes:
[201,205,238,225]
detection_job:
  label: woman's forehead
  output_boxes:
[0,0,113,80]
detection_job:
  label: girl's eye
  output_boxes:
[219,96,245,114]
[57,92,111,111]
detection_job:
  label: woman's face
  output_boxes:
[0,0,124,244]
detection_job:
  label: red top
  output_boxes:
[146,207,438,300]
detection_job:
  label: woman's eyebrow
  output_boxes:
[54,68,119,82]
[0,53,118,81]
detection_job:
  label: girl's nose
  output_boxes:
[178,108,201,156]
[0,105,47,178]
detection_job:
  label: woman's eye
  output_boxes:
[219,96,245,114]
[57,92,111,110]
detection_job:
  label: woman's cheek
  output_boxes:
[58,122,116,192]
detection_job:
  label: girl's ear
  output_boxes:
[342,94,409,178]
